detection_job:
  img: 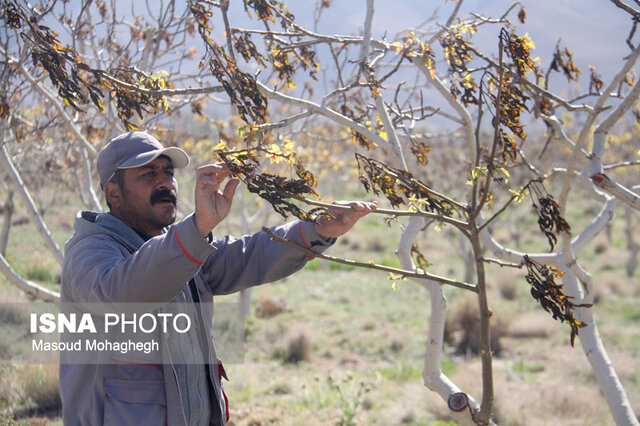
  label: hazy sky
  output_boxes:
[59,0,634,87]
[43,0,636,126]
[286,0,634,84]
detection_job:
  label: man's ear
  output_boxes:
[104,182,123,209]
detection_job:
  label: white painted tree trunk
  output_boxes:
[0,188,13,257]
[398,216,491,426]
[0,137,64,264]
[625,208,638,277]
[81,146,102,211]
[562,270,639,426]
[483,196,639,425]
[238,188,252,320]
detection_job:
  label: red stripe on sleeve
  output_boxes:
[175,228,204,265]
[299,222,314,259]
[218,364,230,422]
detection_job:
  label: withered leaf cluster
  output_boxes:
[411,242,433,270]
[488,73,530,139]
[450,74,479,107]
[529,182,571,251]
[501,29,536,76]
[361,62,382,98]
[190,1,267,125]
[106,69,174,130]
[243,0,290,24]
[517,6,527,24]
[355,153,456,217]
[440,30,474,74]
[394,32,435,66]
[409,139,432,166]
[497,128,517,165]
[589,65,604,94]
[524,256,591,346]
[0,94,10,120]
[340,103,373,149]
[217,148,323,221]
[1,0,22,28]
[233,31,268,68]
[270,46,296,88]
[4,0,173,130]
[239,0,319,85]
[549,43,582,82]
[535,95,553,118]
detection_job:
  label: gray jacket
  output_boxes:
[60,211,330,425]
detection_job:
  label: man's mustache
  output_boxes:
[150,189,177,206]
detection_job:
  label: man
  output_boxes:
[60,131,375,425]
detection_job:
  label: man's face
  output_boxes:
[110,156,178,236]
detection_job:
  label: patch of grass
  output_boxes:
[24,264,55,283]
[0,366,21,410]
[303,258,358,272]
[440,357,458,377]
[303,258,322,271]
[621,303,640,321]
[21,365,61,412]
[379,254,402,269]
[361,217,384,229]
[302,374,369,426]
[0,303,29,325]
[329,261,358,272]
[510,358,545,382]
[0,415,19,425]
[372,363,422,383]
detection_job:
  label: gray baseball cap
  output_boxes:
[97,131,190,188]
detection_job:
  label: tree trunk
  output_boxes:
[563,270,639,425]
[81,147,102,211]
[238,188,252,320]
[0,138,64,264]
[0,189,14,257]
[398,217,489,426]
[625,208,638,277]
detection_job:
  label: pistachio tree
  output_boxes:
[1,0,639,424]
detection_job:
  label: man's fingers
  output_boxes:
[328,201,377,217]
[223,177,241,201]
[196,162,232,179]
[196,174,223,191]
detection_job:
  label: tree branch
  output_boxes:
[261,226,478,292]
[256,80,389,147]
[0,251,60,302]
[14,60,98,157]
[396,216,484,425]
[1,133,64,264]
[299,197,470,229]
[590,173,640,211]
[359,0,375,62]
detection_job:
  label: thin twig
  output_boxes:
[605,160,640,170]
[381,169,468,211]
[99,72,224,96]
[261,227,478,292]
[299,197,470,229]
[481,257,524,268]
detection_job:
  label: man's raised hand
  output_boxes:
[194,163,241,237]
[313,201,377,240]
